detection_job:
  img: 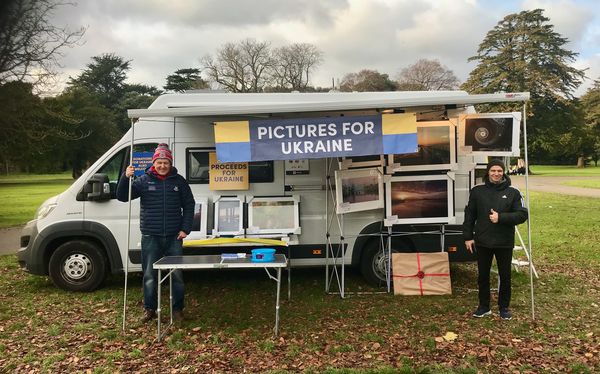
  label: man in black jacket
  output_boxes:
[463,159,528,320]
[117,143,195,323]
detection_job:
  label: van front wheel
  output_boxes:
[49,241,107,291]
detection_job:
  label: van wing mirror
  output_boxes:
[84,173,111,201]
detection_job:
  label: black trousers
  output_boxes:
[476,245,513,309]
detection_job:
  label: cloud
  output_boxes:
[521,0,594,49]
[46,0,600,95]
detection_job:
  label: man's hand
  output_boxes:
[465,240,475,254]
[489,209,499,224]
[125,165,135,178]
[177,231,187,240]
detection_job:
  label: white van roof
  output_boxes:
[127,91,530,119]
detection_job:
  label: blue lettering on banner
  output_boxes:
[132,151,153,177]
[249,115,383,161]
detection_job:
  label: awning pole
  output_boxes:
[122,118,135,331]
[522,102,535,321]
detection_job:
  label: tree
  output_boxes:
[396,59,460,91]
[271,43,323,91]
[164,68,209,92]
[339,69,397,92]
[69,54,161,134]
[201,39,274,92]
[461,9,586,163]
[0,0,85,87]
[69,53,131,109]
[0,81,86,174]
[580,79,600,166]
[50,86,119,178]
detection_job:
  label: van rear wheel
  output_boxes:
[360,239,414,287]
[49,240,107,291]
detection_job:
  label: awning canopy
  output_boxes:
[127,91,530,119]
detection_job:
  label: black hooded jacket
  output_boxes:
[463,174,528,249]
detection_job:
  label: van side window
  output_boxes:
[186,148,274,184]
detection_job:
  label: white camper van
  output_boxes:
[17,91,529,291]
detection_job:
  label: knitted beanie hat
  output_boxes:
[152,143,173,163]
[486,158,505,173]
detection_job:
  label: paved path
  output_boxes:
[510,175,600,198]
[0,175,597,256]
[0,226,22,256]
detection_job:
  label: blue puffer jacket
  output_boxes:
[117,167,195,236]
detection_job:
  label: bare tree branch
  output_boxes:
[0,0,86,87]
[396,59,460,91]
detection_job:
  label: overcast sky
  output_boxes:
[50,0,600,97]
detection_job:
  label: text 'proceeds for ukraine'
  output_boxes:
[214,113,418,162]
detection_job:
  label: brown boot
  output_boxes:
[141,309,156,323]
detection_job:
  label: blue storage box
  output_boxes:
[251,248,276,262]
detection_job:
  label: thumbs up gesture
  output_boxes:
[489,209,499,223]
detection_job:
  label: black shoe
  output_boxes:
[141,308,156,323]
[499,308,512,320]
[173,310,184,323]
[472,306,491,318]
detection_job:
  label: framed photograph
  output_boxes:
[387,121,456,172]
[458,112,521,157]
[470,164,488,188]
[247,196,301,235]
[339,155,385,169]
[385,174,454,224]
[189,196,208,238]
[213,195,245,236]
[335,167,384,214]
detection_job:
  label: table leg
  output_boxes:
[275,267,281,337]
[157,269,162,341]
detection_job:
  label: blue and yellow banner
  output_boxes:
[214,113,417,162]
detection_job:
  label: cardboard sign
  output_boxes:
[132,151,154,177]
[209,152,249,190]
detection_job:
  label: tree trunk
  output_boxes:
[577,156,585,168]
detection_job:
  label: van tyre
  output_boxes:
[360,239,414,287]
[49,240,107,291]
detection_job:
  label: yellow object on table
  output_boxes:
[183,237,288,247]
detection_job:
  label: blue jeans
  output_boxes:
[141,235,184,311]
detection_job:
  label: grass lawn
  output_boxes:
[0,173,73,228]
[0,190,598,372]
[530,164,600,176]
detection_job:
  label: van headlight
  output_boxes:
[36,203,57,220]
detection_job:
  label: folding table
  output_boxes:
[153,254,288,340]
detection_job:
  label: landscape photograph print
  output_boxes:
[390,121,455,171]
[386,175,453,224]
[335,168,383,214]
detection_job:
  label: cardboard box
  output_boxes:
[392,252,451,295]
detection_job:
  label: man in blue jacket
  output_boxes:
[117,143,195,323]
[463,159,528,320]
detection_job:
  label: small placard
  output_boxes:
[285,159,309,175]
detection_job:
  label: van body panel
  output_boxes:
[19,91,528,289]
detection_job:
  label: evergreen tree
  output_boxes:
[462,9,585,163]
[580,79,600,166]
[69,54,161,134]
[164,68,209,92]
